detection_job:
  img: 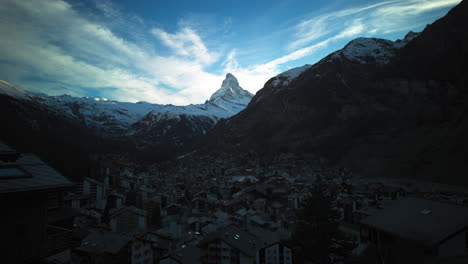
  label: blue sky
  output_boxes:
[0,0,461,105]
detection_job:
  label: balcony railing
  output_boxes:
[46,225,77,256]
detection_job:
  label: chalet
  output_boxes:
[198,224,264,264]
[82,177,107,209]
[72,229,153,264]
[187,216,212,234]
[194,190,218,202]
[109,206,148,234]
[158,246,204,264]
[360,197,468,263]
[64,193,92,209]
[192,196,209,212]
[256,242,293,264]
[166,203,183,216]
[269,201,285,220]
[253,198,267,211]
[159,256,183,264]
[141,231,172,260]
[107,192,126,210]
[0,142,74,263]
[287,193,305,210]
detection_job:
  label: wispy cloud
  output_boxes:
[0,0,224,105]
[151,27,220,65]
[290,0,460,50]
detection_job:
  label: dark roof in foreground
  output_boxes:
[198,224,264,257]
[361,197,468,247]
[0,141,15,152]
[173,246,204,264]
[76,229,133,254]
[0,153,73,193]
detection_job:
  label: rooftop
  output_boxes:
[76,229,133,254]
[361,197,468,246]
[198,224,263,257]
[0,147,73,194]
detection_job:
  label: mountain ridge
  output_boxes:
[0,73,253,134]
[0,73,253,151]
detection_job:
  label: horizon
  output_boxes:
[0,0,461,105]
[1,72,247,105]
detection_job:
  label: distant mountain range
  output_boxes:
[1,73,253,148]
[206,0,468,185]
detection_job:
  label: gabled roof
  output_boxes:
[0,153,73,194]
[198,224,263,257]
[76,229,133,254]
[361,197,468,247]
[109,206,147,218]
[172,246,204,264]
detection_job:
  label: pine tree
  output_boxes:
[293,187,339,263]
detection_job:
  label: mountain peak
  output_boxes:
[397,31,420,46]
[208,73,253,113]
[225,72,236,80]
[209,73,252,102]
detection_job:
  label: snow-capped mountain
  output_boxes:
[130,73,253,146]
[270,64,312,88]
[0,73,253,148]
[36,73,252,133]
[208,73,254,113]
[331,31,419,64]
[263,32,419,94]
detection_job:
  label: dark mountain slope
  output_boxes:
[206,0,468,185]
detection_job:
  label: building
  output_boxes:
[256,242,293,264]
[198,224,264,264]
[0,142,74,263]
[72,229,153,264]
[287,193,305,210]
[158,246,204,264]
[82,177,107,209]
[109,206,148,234]
[360,197,468,263]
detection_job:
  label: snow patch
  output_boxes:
[333,32,420,64]
[271,64,311,87]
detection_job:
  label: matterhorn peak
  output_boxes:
[225,72,236,80]
[207,73,253,113]
[209,73,252,102]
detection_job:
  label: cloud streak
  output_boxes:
[0,0,224,105]
[290,0,461,50]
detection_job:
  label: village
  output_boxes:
[2,142,468,264]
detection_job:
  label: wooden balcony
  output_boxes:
[46,225,78,256]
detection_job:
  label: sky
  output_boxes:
[0,0,462,105]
